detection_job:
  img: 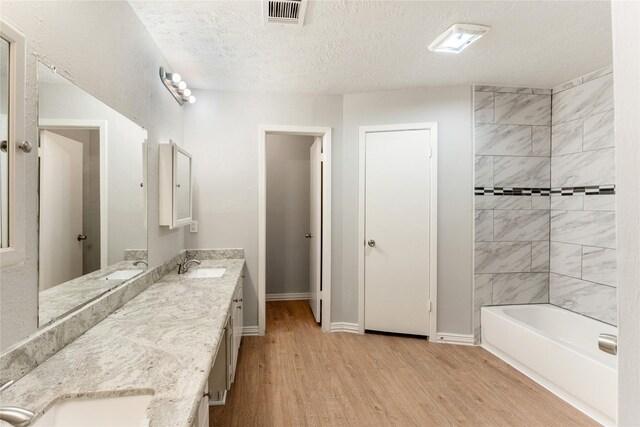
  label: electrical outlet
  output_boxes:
[190,220,198,233]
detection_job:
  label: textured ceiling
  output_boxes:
[129,0,613,94]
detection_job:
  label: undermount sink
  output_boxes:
[187,267,226,279]
[32,394,153,427]
[101,269,144,281]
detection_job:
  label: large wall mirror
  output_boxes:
[37,62,148,326]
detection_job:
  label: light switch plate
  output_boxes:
[190,220,198,233]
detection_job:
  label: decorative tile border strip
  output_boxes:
[550,185,615,195]
[475,185,615,196]
[474,187,550,196]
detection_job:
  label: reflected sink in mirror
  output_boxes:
[188,268,226,279]
[32,394,153,427]
[101,269,144,281]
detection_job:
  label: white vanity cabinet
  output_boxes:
[159,141,193,229]
[208,273,244,406]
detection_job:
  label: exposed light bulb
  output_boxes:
[188,95,196,104]
[183,88,191,97]
[178,81,187,90]
[166,72,181,83]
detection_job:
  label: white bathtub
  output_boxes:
[481,304,617,426]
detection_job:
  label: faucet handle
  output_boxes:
[0,380,14,392]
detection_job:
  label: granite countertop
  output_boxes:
[38,260,148,326]
[0,258,244,427]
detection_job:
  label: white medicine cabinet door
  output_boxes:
[159,141,193,229]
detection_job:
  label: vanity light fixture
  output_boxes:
[159,67,196,106]
[428,23,490,53]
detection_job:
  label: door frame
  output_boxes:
[258,125,332,335]
[38,119,108,272]
[357,123,438,339]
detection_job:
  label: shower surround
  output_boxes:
[473,66,616,342]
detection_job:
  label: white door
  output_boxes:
[309,137,322,323]
[364,129,431,336]
[39,130,84,290]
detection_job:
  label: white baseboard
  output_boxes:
[242,326,260,336]
[435,332,475,345]
[266,292,310,301]
[330,322,360,334]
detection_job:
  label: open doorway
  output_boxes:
[259,126,332,335]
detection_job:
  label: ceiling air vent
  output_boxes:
[264,0,307,26]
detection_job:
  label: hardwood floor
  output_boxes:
[210,300,597,426]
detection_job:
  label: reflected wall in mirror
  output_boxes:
[37,62,148,326]
[1,37,10,248]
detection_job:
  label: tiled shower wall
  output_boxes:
[473,66,617,341]
[473,86,552,340]
[549,67,616,325]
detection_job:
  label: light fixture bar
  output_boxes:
[159,66,196,106]
[429,23,489,53]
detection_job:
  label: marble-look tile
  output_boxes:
[531,196,550,210]
[474,274,493,342]
[583,110,615,151]
[551,119,583,155]
[582,246,617,287]
[474,156,493,187]
[583,195,616,211]
[475,210,493,242]
[493,273,549,304]
[495,93,551,126]
[582,65,613,83]
[552,74,614,124]
[475,85,533,94]
[550,242,582,278]
[475,124,531,156]
[475,242,531,273]
[494,156,551,187]
[553,77,583,94]
[550,210,616,249]
[551,148,615,187]
[531,241,550,272]
[551,194,584,211]
[474,91,494,124]
[532,88,552,95]
[531,126,551,156]
[475,195,531,210]
[493,210,549,241]
[550,273,617,325]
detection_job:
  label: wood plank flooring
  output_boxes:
[210,300,597,426]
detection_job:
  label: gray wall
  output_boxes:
[0,1,185,351]
[549,69,616,325]
[183,90,344,328]
[185,86,474,335]
[612,1,640,423]
[342,86,473,334]
[266,134,314,296]
[473,85,552,341]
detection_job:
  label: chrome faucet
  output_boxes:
[0,407,35,427]
[178,259,201,274]
[133,260,148,267]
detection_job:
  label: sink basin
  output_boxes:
[188,268,226,278]
[101,269,144,281]
[32,394,153,427]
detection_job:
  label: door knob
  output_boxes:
[367,239,376,247]
[77,234,87,241]
[305,233,312,239]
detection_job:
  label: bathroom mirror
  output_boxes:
[159,142,192,228]
[37,62,148,326]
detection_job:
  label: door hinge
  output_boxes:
[428,301,432,312]
[428,144,433,159]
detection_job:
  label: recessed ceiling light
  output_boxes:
[429,24,490,53]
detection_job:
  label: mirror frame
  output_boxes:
[0,20,26,267]
[172,143,193,228]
